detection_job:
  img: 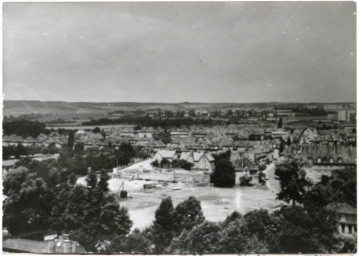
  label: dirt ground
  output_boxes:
[116,181,280,230]
[78,162,282,230]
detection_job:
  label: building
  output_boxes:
[153,150,178,162]
[326,203,356,237]
[3,234,85,253]
[233,157,259,185]
[338,109,356,122]
[179,152,214,171]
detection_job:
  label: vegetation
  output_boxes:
[210,159,235,187]
[151,159,194,170]
[304,168,356,208]
[239,175,253,186]
[275,160,311,206]
[3,120,50,138]
[3,166,132,252]
[82,116,224,128]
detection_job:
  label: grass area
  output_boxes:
[78,161,282,230]
[113,180,280,229]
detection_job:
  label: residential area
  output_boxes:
[2,101,357,253]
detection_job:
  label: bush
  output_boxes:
[120,190,128,198]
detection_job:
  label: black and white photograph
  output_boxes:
[2,2,357,254]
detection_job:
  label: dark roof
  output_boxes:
[326,203,356,215]
[3,238,86,254]
[3,239,49,253]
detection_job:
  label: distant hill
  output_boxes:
[3,100,355,118]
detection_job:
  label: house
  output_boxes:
[193,152,214,170]
[180,152,214,171]
[232,156,260,185]
[326,203,356,237]
[153,150,178,162]
[301,128,318,144]
[3,234,85,253]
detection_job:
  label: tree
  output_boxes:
[72,195,132,252]
[171,159,193,170]
[215,220,247,253]
[86,168,97,189]
[210,159,235,187]
[304,168,356,208]
[3,168,53,235]
[273,205,338,253]
[92,127,101,133]
[258,171,266,185]
[67,131,75,150]
[222,211,242,227]
[116,143,135,166]
[278,118,283,128]
[74,143,85,155]
[168,221,223,254]
[109,229,152,253]
[275,161,311,206]
[151,160,159,167]
[173,196,205,235]
[152,197,175,252]
[98,169,110,192]
[279,140,285,153]
[240,175,253,186]
[69,173,77,186]
[160,158,170,168]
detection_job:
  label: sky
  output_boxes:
[3,2,356,103]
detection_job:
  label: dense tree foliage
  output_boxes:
[273,206,338,253]
[116,143,136,166]
[168,221,223,253]
[210,159,235,187]
[275,160,311,205]
[3,165,132,252]
[304,168,356,208]
[109,229,152,253]
[3,120,50,138]
[82,116,224,128]
[171,159,194,170]
[151,197,175,252]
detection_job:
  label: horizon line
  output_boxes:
[3,99,357,105]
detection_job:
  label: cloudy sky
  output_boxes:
[3,2,356,103]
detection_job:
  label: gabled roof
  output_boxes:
[326,203,356,215]
[157,150,176,159]
[180,152,193,161]
[205,153,214,162]
[233,156,257,170]
[193,152,204,162]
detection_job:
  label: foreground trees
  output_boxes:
[4,155,356,254]
[3,166,132,252]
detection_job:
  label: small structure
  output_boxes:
[233,157,259,185]
[326,203,357,237]
[3,234,86,253]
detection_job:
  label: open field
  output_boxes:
[77,161,282,230]
[121,184,280,229]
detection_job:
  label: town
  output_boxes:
[3,1,356,254]
[2,101,357,253]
